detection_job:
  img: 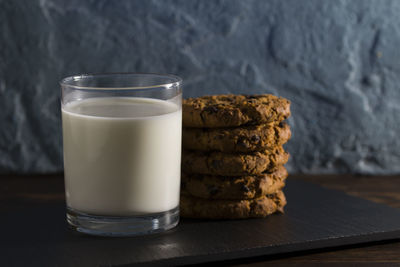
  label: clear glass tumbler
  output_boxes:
[60,73,182,236]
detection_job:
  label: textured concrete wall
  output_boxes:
[1,0,399,174]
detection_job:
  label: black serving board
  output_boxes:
[2,180,400,266]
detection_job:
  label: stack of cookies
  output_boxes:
[180,94,291,219]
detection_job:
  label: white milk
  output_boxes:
[62,97,182,216]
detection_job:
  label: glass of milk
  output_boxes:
[60,73,182,236]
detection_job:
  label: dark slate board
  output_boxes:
[2,180,400,266]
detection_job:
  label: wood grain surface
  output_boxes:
[0,174,399,266]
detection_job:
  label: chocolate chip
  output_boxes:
[246,99,257,104]
[241,185,250,192]
[250,135,260,142]
[204,105,219,113]
[237,137,248,148]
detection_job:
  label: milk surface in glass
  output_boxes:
[62,97,182,216]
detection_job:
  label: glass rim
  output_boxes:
[59,72,183,90]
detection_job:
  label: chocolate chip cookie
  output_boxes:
[183,94,291,128]
[183,122,291,153]
[182,146,289,176]
[181,165,288,200]
[180,190,286,219]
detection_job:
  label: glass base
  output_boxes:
[66,206,179,237]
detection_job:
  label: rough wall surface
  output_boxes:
[0,0,399,174]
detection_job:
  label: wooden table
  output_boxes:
[1,174,399,266]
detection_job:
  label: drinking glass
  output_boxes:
[60,73,182,236]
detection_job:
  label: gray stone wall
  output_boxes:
[1,0,399,174]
